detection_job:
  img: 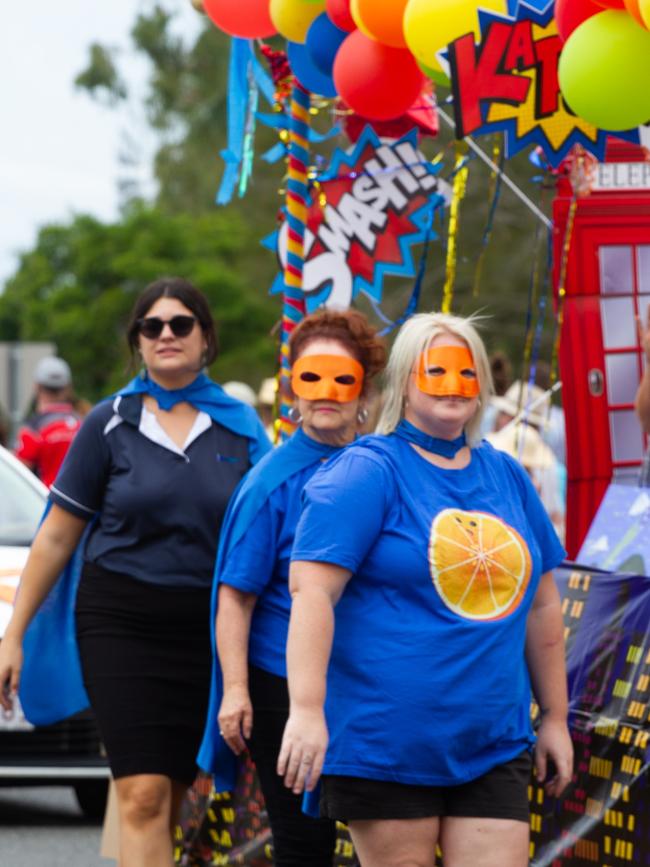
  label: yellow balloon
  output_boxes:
[640,0,650,28]
[404,0,506,73]
[270,0,325,43]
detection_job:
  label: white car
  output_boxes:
[0,444,109,819]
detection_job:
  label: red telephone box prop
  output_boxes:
[554,141,650,559]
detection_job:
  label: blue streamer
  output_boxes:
[217,39,274,206]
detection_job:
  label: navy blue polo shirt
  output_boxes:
[49,395,252,588]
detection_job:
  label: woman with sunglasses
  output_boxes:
[0,278,270,867]
[277,312,573,867]
[198,309,385,866]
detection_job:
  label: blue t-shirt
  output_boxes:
[50,394,252,588]
[220,429,340,676]
[292,434,566,786]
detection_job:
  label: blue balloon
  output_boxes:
[305,13,347,77]
[287,40,338,98]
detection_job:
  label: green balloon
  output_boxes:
[558,10,650,131]
[417,60,450,88]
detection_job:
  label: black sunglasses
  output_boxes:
[137,315,197,339]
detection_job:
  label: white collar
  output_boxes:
[139,406,212,457]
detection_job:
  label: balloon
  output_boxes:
[624,0,646,26]
[594,0,625,7]
[287,40,338,97]
[203,0,276,37]
[306,13,348,75]
[326,0,356,31]
[270,0,325,43]
[333,29,424,120]
[351,0,409,48]
[403,0,505,74]
[558,11,650,130]
[641,0,650,26]
[418,60,451,88]
[555,0,602,41]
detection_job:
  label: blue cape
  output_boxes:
[19,374,271,726]
[197,427,339,791]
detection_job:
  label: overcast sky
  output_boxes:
[0,0,200,286]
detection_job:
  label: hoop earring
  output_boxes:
[288,406,303,424]
[357,407,369,425]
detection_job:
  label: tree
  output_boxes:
[0,205,279,401]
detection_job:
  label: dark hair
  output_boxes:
[126,278,218,365]
[489,350,512,397]
[289,309,386,394]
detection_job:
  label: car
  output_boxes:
[0,444,109,820]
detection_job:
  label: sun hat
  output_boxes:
[490,380,550,429]
[257,377,277,407]
[487,423,556,470]
[222,381,258,407]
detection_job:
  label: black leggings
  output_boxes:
[247,664,336,867]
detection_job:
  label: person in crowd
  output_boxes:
[479,350,513,437]
[14,356,83,487]
[223,380,259,408]
[491,380,567,537]
[278,312,573,867]
[198,310,386,867]
[533,361,566,464]
[257,376,278,440]
[0,278,270,867]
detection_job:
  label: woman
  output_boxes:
[278,312,573,867]
[198,310,386,866]
[0,278,270,867]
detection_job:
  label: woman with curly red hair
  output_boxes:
[198,309,385,866]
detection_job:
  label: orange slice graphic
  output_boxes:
[429,509,532,621]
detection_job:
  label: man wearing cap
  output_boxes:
[15,356,82,487]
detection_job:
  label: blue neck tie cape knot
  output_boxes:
[19,374,271,726]
[395,418,467,459]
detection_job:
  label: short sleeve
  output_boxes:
[292,450,390,572]
[504,454,566,573]
[49,404,111,519]
[220,494,279,595]
[15,426,41,466]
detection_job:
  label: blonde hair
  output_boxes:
[376,312,494,446]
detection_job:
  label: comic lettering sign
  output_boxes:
[269,127,448,312]
[447,1,636,166]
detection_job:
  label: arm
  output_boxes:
[0,505,88,710]
[525,571,573,797]
[635,311,650,433]
[277,560,351,794]
[216,584,257,755]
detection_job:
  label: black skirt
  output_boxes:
[75,561,212,785]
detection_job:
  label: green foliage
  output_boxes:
[4,0,559,404]
[0,206,279,401]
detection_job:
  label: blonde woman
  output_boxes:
[278,312,573,867]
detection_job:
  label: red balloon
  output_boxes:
[333,30,424,121]
[203,0,276,38]
[326,0,356,32]
[555,0,602,40]
[594,0,626,7]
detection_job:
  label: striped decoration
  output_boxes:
[278,81,310,440]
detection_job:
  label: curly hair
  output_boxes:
[289,309,386,393]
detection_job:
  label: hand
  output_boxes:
[277,705,328,794]
[0,636,23,713]
[218,684,253,755]
[535,716,573,797]
[636,309,650,362]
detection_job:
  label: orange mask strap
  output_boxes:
[291,355,364,402]
[416,345,479,398]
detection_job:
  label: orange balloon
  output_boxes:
[351,0,409,48]
[624,0,645,24]
[639,0,650,26]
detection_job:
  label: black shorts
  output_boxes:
[320,751,532,823]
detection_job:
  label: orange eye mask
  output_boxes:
[416,346,480,398]
[291,355,364,402]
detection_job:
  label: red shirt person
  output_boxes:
[15,357,82,487]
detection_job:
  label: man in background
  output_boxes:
[15,356,82,487]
